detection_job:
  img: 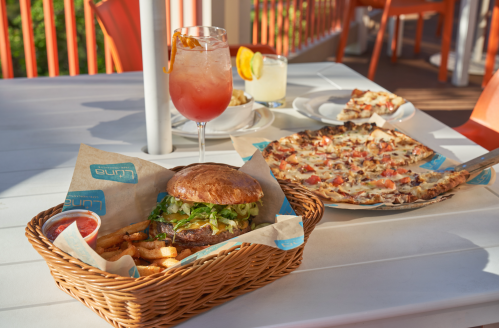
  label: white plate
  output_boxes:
[292,89,416,125]
[171,104,275,139]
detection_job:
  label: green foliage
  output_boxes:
[2,0,107,78]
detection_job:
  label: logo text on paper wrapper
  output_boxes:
[90,163,138,184]
[62,190,107,215]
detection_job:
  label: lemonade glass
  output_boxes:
[245,54,287,108]
[169,26,232,162]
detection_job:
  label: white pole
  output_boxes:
[139,0,172,155]
[452,0,479,87]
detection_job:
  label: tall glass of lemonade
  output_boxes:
[168,26,232,162]
[244,54,287,108]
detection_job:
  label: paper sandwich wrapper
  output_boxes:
[230,114,496,210]
[54,144,303,278]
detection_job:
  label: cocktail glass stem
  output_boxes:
[196,122,206,163]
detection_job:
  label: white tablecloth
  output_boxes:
[1,63,498,328]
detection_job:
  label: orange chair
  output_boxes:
[454,69,499,151]
[482,0,499,87]
[336,0,455,82]
[90,0,276,73]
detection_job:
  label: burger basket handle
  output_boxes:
[25,163,324,328]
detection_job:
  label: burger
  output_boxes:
[148,164,263,246]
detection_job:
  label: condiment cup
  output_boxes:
[210,93,255,131]
[42,210,102,249]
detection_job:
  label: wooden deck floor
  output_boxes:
[331,10,485,128]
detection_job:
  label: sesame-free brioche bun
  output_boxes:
[166,164,264,204]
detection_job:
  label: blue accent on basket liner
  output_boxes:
[279,197,296,215]
[252,141,271,151]
[467,168,492,185]
[242,155,253,162]
[360,203,383,207]
[62,190,106,215]
[90,162,138,184]
[420,154,446,171]
[299,222,303,227]
[274,236,304,250]
[157,192,168,203]
[129,266,140,278]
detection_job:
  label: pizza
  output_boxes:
[337,89,405,121]
[262,122,470,205]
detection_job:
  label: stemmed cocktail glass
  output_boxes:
[167,26,233,162]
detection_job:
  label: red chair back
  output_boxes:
[91,0,142,73]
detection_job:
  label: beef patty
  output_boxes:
[155,221,252,247]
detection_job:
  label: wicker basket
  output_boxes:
[25,163,324,328]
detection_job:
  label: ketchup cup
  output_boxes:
[42,210,101,249]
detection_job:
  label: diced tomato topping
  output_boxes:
[279,160,288,171]
[301,164,316,173]
[384,179,396,190]
[397,168,408,174]
[399,177,411,184]
[363,104,372,111]
[342,150,351,157]
[381,169,396,177]
[413,147,421,155]
[305,175,321,185]
[352,151,362,158]
[361,151,368,157]
[374,179,396,190]
[385,144,393,151]
[320,136,332,146]
[332,176,344,187]
[380,142,388,149]
[387,102,394,110]
[350,164,362,172]
[323,159,329,166]
[278,146,295,152]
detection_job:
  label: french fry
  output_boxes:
[104,246,120,252]
[137,265,162,276]
[109,220,150,237]
[134,240,166,249]
[175,249,191,261]
[109,245,137,262]
[137,246,177,259]
[96,234,124,249]
[100,250,122,260]
[152,258,180,268]
[95,246,105,255]
[96,220,150,248]
[120,241,129,250]
[123,232,148,242]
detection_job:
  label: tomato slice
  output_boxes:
[363,104,372,111]
[301,164,316,173]
[397,168,408,174]
[399,177,411,184]
[320,136,332,146]
[332,176,344,187]
[305,175,321,185]
[279,160,288,171]
[384,179,396,189]
[381,169,395,177]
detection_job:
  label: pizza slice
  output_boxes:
[298,168,469,204]
[337,89,405,121]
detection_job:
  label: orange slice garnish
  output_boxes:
[164,32,202,74]
[236,46,254,81]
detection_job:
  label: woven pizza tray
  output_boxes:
[25,163,324,328]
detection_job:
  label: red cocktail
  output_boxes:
[168,27,232,162]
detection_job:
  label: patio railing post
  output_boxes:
[43,0,59,77]
[0,0,13,78]
[139,0,172,155]
[20,0,37,78]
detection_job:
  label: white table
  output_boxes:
[1,63,498,328]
